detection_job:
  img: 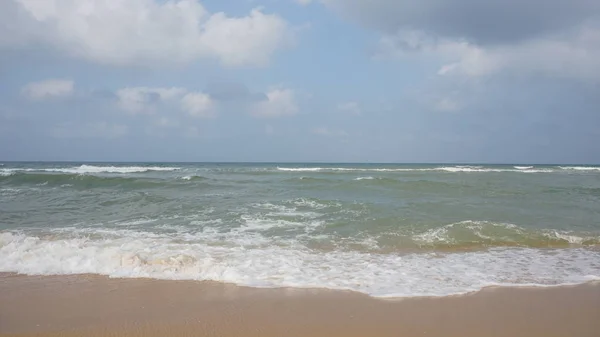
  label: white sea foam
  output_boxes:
[0,188,22,195]
[354,176,376,180]
[239,215,323,233]
[558,166,600,171]
[543,231,590,244]
[112,218,158,227]
[0,169,17,176]
[46,165,180,174]
[278,167,325,172]
[520,169,555,173]
[278,167,425,172]
[291,198,339,209]
[413,221,599,247]
[1,229,599,298]
[1,165,180,175]
[277,166,557,173]
[436,166,504,173]
[253,203,321,219]
[278,167,422,172]
[414,221,522,245]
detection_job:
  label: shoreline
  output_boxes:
[2,271,599,300]
[1,273,599,337]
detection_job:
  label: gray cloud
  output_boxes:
[323,0,600,44]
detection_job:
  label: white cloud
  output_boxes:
[2,0,291,67]
[200,9,292,67]
[21,79,73,100]
[116,87,187,114]
[116,85,299,119]
[251,88,299,118]
[337,101,361,115]
[443,26,600,80]
[181,92,215,118]
[377,24,600,81]
[295,0,313,6]
[117,86,215,118]
[312,127,348,137]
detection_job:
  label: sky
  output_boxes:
[0,0,599,163]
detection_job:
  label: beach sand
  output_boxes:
[1,273,599,337]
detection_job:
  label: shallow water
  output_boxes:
[1,162,599,297]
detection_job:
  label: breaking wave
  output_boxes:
[1,224,599,298]
[559,166,600,171]
[276,166,561,173]
[1,165,180,175]
[411,221,600,249]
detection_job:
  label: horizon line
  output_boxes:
[1,160,599,166]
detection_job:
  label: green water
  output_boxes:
[1,162,599,297]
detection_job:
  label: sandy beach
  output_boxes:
[1,273,599,337]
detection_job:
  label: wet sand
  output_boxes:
[1,273,599,337]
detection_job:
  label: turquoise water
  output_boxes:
[1,162,599,297]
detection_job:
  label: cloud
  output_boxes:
[324,1,600,82]
[322,0,600,45]
[295,0,313,6]
[116,86,215,118]
[200,9,293,67]
[205,81,266,102]
[154,118,180,128]
[377,24,600,81]
[337,101,361,115]
[312,127,348,137]
[21,79,73,100]
[1,0,292,67]
[181,92,215,118]
[440,25,600,80]
[115,84,299,120]
[116,87,187,114]
[251,88,299,118]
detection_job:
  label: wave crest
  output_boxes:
[1,229,599,298]
[276,166,558,173]
[1,165,179,175]
[559,166,600,171]
[412,221,600,249]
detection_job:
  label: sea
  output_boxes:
[1,162,599,298]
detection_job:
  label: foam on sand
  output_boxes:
[1,228,599,298]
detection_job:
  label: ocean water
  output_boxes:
[1,162,599,297]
